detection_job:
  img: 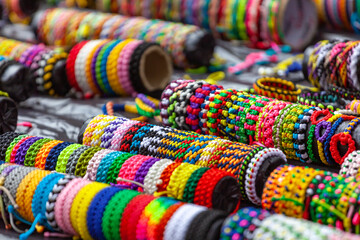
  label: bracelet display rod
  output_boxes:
[79,114,287,205]
[32,8,215,68]
[0,162,357,240]
[48,0,318,50]
[262,164,360,234]
[0,37,172,97]
[0,132,241,212]
[304,40,360,95]
[157,80,360,167]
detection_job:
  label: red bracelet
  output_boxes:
[194,169,232,208]
[120,194,155,240]
[66,41,89,92]
[310,109,333,125]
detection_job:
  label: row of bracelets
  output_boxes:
[0,37,68,96]
[158,80,360,166]
[306,40,360,93]
[0,132,241,212]
[81,114,287,205]
[35,8,207,68]
[66,39,171,97]
[314,0,359,31]
[0,37,171,98]
[47,0,313,49]
[0,162,225,240]
[221,207,358,240]
[262,164,360,234]
[0,162,356,240]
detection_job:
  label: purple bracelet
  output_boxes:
[15,137,42,165]
[91,45,105,91]
[132,157,160,190]
[137,93,157,108]
[315,120,331,143]
[26,48,47,68]
[100,117,129,149]
[1,165,19,176]
[19,45,38,65]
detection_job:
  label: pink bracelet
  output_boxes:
[117,40,142,97]
[261,101,289,147]
[110,120,140,150]
[54,178,91,235]
[117,155,152,186]
[84,149,114,181]
[256,101,274,142]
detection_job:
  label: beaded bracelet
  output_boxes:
[35,8,213,68]
[81,115,287,204]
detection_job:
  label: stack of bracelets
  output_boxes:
[156,80,360,166]
[0,37,69,97]
[313,0,359,32]
[33,8,215,68]
[66,39,172,97]
[47,0,318,50]
[261,164,360,233]
[0,132,241,212]
[305,40,360,98]
[0,91,17,134]
[221,207,360,239]
[80,115,287,205]
[0,163,357,240]
[0,37,172,97]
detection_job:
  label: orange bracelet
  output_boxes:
[34,140,63,169]
[84,39,110,95]
[16,169,51,222]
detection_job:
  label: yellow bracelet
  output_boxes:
[70,182,107,239]
[106,39,133,95]
[84,40,109,95]
[166,163,200,199]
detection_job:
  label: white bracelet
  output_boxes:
[143,159,172,194]
[164,204,207,240]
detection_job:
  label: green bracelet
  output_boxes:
[102,190,140,240]
[183,168,209,203]
[95,40,118,94]
[272,104,294,149]
[74,147,102,177]
[24,138,52,167]
[5,135,27,162]
[55,144,82,173]
[106,152,134,184]
[307,125,318,164]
